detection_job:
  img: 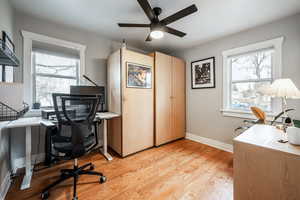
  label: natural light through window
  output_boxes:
[230,49,273,111]
[222,37,283,118]
[33,51,79,107]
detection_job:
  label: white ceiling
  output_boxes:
[10,0,300,52]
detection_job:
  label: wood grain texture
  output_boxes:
[234,125,300,200]
[154,52,186,146]
[107,49,121,114]
[107,49,122,155]
[154,52,173,146]
[121,48,154,156]
[172,56,186,140]
[6,139,233,200]
[107,116,122,155]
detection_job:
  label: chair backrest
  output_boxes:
[52,93,100,158]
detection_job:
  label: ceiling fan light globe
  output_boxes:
[150,30,164,39]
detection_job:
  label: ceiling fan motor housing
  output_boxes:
[153,7,162,16]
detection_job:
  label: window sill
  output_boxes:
[220,108,277,121]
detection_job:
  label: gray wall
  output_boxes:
[174,13,300,145]
[0,0,15,190]
[10,13,147,163]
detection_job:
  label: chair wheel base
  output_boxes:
[89,164,95,170]
[100,176,106,184]
[41,191,50,199]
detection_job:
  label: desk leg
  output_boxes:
[100,119,113,161]
[21,126,33,190]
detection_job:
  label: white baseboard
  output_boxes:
[0,172,11,200]
[186,132,233,153]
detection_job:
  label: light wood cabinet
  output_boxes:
[234,125,300,200]
[107,47,154,157]
[153,52,186,146]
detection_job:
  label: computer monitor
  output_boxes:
[70,85,105,111]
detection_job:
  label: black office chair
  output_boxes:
[41,93,106,200]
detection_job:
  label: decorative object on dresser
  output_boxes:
[127,62,152,89]
[191,57,215,89]
[287,126,300,145]
[260,78,300,142]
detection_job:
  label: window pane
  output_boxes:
[231,50,273,81]
[5,66,13,82]
[231,81,272,112]
[35,52,78,77]
[36,76,77,107]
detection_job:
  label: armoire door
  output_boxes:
[122,49,154,156]
[171,57,186,139]
[155,52,173,146]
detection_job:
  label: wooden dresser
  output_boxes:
[234,125,300,200]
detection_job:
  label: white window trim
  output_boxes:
[21,30,86,107]
[221,37,284,119]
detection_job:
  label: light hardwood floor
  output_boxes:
[6,139,233,200]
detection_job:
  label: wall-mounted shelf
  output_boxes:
[0,40,19,66]
[0,31,19,67]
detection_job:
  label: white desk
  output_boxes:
[95,112,120,161]
[2,113,119,190]
[4,117,55,190]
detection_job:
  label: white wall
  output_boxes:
[174,13,300,145]
[0,0,15,195]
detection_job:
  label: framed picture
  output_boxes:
[191,57,215,89]
[127,62,152,89]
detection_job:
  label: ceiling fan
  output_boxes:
[118,0,198,41]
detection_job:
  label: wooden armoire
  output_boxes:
[107,49,185,156]
[151,52,186,146]
[107,47,154,157]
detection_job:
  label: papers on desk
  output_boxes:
[96,112,120,120]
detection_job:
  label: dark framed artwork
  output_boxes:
[126,62,152,89]
[191,57,215,89]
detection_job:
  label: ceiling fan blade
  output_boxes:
[118,23,150,27]
[137,0,156,22]
[146,34,152,42]
[162,26,186,37]
[160,4,198,25]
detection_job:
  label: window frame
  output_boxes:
[21,30,86,109]
[32,52,80,107]
[221,37,284,119]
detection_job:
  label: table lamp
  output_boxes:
[260,78,300,142]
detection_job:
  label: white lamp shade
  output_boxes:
[260,79,300,99]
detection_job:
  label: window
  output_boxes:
[32,51,80,107]
[222,37,283,118]
[0,66,14,82]
[21,31,86,109]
